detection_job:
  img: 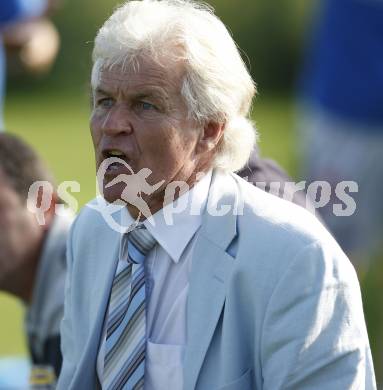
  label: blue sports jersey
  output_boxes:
[0,0,46,24]
[300,0,383,126]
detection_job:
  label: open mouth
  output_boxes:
[102,149,131,172]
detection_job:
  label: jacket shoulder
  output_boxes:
[233,173,333,249]
[229,174,353,284]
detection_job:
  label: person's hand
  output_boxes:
[3,19,60,75]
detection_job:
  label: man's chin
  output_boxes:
[102,187,125,205]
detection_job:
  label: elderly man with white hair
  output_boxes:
[58,1,376,389]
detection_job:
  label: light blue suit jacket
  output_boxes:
[58,171,376,389]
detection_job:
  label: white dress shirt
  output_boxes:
[97,171,212,389]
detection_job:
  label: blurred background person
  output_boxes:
[0,0,60,131]
[297,0,383,382]
[238,147,310,210]
[298,0,383,269]
[0,133,72,386]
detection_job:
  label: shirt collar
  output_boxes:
[120,170,212,263]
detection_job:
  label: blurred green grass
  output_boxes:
[4,88,95,205]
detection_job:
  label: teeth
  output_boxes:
[108,150,124,157]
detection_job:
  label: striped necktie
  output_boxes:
[103,225,156,390]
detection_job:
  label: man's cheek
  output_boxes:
[90,128,102,151]
[90,112,104,133]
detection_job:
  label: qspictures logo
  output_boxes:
[27,158,359,232]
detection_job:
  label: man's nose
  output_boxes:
[101,104,133,136]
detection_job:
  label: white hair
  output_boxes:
[92,0,257,172]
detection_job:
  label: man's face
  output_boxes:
[0,172,43,286]
[90,57,206,215]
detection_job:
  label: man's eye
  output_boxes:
[98,98,114,108]
[139,101,157,111]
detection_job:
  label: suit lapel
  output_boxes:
[183,171,239,390]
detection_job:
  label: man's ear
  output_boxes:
[197,121,225,154]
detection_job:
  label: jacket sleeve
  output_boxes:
[260,240,376,389]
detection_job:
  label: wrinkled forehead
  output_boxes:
[91,55,185,93]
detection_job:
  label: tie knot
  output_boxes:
[127,225,157,264]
